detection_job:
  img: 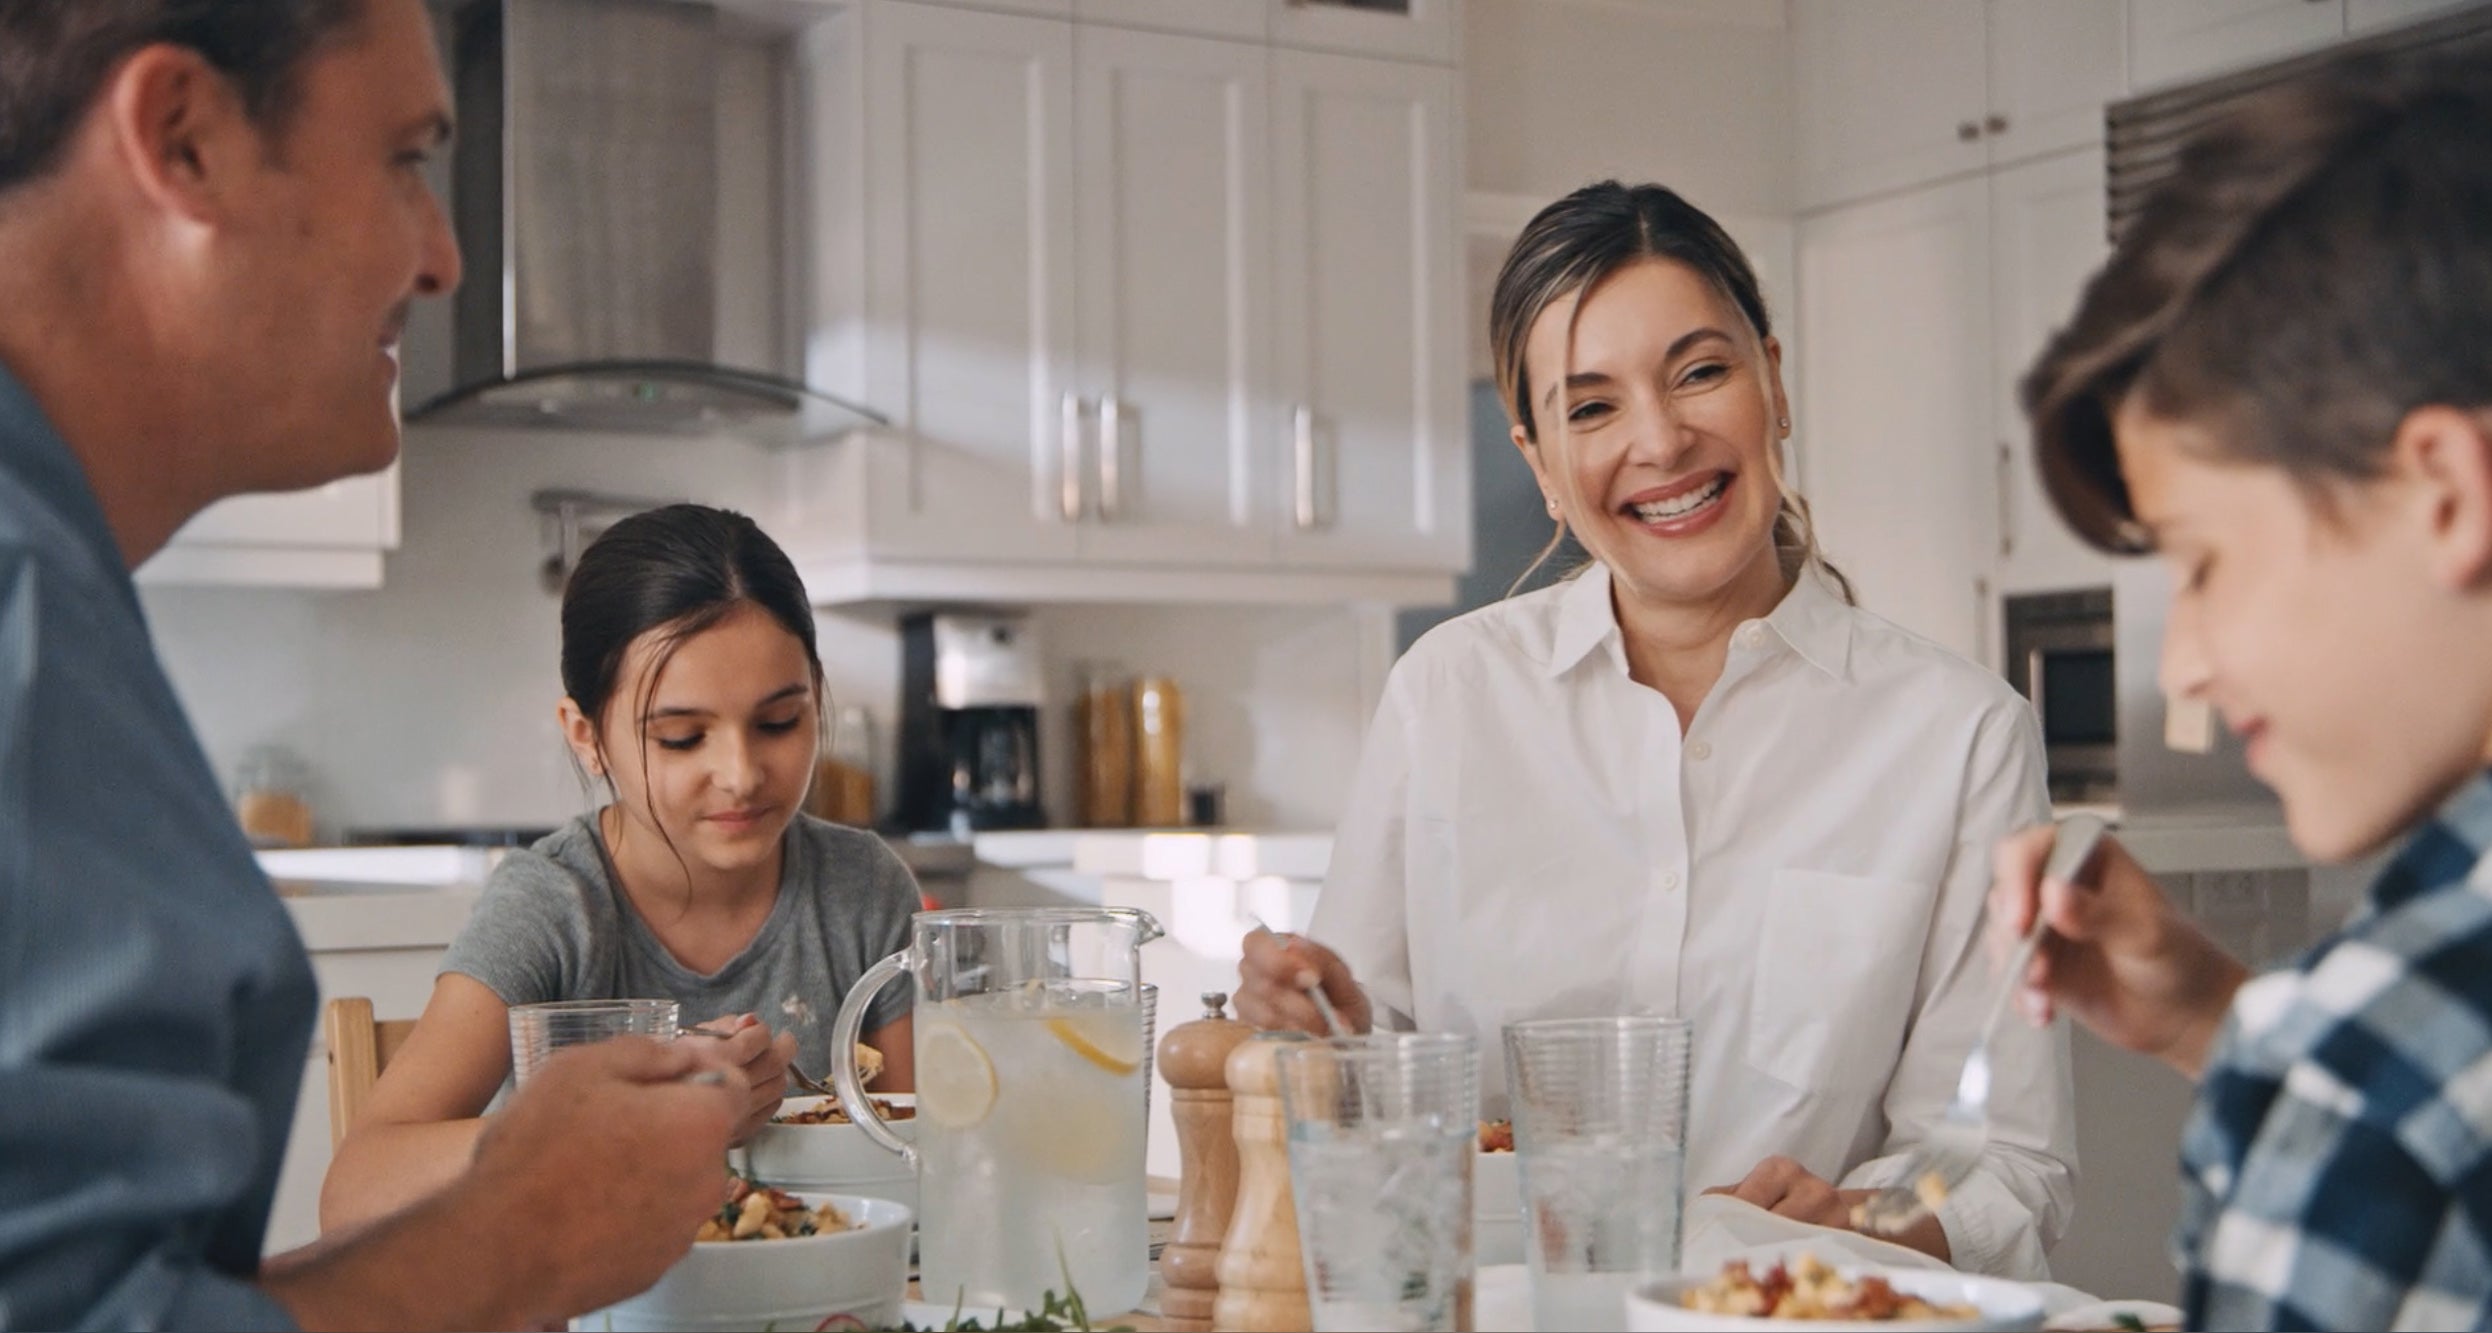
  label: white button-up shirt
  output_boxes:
[1312,564,2077,1278]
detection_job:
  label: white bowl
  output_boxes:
[1626,1265,2046,1332]
[742,1093,919,1218]
[1475,1148,1523,1266]
[581,1193,913,1333]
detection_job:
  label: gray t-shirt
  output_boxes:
[442,812,918,1075]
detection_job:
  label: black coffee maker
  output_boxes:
[895,611,1046,836]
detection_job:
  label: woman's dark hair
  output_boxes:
[561,502,824,775]
[0,0,366,194]
[2025,49,2492,553]
[1489,179,1852,602]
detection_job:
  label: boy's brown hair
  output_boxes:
[2024,50,2492,553]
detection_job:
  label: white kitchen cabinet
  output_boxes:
[1270,50,1467,572]
[1793,0,2124,210]
[1795,176,1994,664]
[794,0,1465,603]
[1072,26,1275,567]
[854,1,1082,565]
[1078,0,1265,40]
[2129,0,2344,91]
[1988,147,2117,601]
[1268,0,1457,64]
[138,465,400,589]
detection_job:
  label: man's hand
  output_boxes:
[1235,928,1372,1034]
[457,1035,744,1324]
[1989,824,2249,1080]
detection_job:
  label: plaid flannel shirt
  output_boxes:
[2179,772,2492,1331]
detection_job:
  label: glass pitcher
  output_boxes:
[831,906,1164,1316]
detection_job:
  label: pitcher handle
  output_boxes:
[828,948,918,1170]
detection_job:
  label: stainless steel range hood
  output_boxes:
[408,0,881,439]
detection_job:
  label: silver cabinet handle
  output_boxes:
[1058,390,1085,523]
[1958,120,1981,142]
[1098,395,1124,523]
[1292,405,1319,531]
[1985,112,2008,135]
[1996,440,2014,559]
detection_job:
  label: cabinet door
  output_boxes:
[862,1,1081,562]
[1989,147,2116,598]
[1270,51,1466,573]
[2129,0,2344,91]
[2347,0,2480,30]
[1268,0,1457,64]
[1793,0,1988,210]
[1985,0,2126,164]
[168,468,400,549]
[1073,26,1274,566]
[1795,177,1993,664]
[1079,0,1265,41]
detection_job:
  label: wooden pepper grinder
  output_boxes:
[1158,992,1254,1331]
[1213,1031,1313,1333]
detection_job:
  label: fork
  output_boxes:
[1854,813,2110,1237]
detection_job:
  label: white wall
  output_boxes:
[141,427,1378,840]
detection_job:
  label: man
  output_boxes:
[1998,49,2492,1331]
[0,2,747,1328]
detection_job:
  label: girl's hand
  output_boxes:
[689,1014,795,1145]
[1705,1157,1951,1262]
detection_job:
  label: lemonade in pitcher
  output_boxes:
[914,980,1149,1314]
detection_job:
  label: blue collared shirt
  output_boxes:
[0,361,312,1331]
[2180,772,2492,1330]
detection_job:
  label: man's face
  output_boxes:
[223,0,459,491]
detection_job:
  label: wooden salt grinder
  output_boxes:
[1158,991,1254,1331]
[1213,1031,1313,1333]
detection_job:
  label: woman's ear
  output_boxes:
[1762,334,1791,436]
[556,697,607,779]
[2400,406,2492,592]
[1511,422,1563,520]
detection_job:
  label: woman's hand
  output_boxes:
[1989,825,2248,1080]
[689,1013,796,1145]
[1235,928,1372,1034]
[1706,1157,1951,1263]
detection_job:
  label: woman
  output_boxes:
[1238,182,2075,1277]
[321,504,920,1231]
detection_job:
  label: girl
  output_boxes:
[322,504,919,1231]
[1237,182,2077,1276]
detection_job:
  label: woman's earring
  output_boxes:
[1545,498,1562,518]
[1778,417,1791,433]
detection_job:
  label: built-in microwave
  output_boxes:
[2003,588,2116,805]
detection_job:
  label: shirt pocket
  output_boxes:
[1745,868,1936,1096]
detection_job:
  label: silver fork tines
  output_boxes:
[1854,814,2108,1237]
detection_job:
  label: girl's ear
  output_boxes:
[556,697,606,779]
[2399,406,2492,591]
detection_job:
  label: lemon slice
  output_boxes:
[1046,1014,1142,1077]
[915,1022,998,1129]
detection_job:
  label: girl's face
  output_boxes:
[1513,258,1790,613]
[2117,398,2492,861]
[562,601,820,881]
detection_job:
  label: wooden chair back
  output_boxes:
[324,996,418,1150]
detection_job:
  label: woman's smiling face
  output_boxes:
[1513,258,1790,612]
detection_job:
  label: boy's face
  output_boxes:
[2116,397,2492,862]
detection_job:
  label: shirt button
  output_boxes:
[1661,870,1681,891]
[1687,741,1713,762]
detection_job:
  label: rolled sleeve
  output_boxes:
[1308,664,1419,1031]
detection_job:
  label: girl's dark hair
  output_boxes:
[0,0,365,194]
[2025,49,2492,552]
[1489,179,1852,602]
[561,503,824,768]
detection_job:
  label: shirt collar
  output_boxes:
[1544,560,1854,683]
[0,356,126,584]
[2373,770,2492,915]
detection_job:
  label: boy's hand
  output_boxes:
[1989,824,2250,1080]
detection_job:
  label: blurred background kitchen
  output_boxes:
[144,0,2492,1302]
